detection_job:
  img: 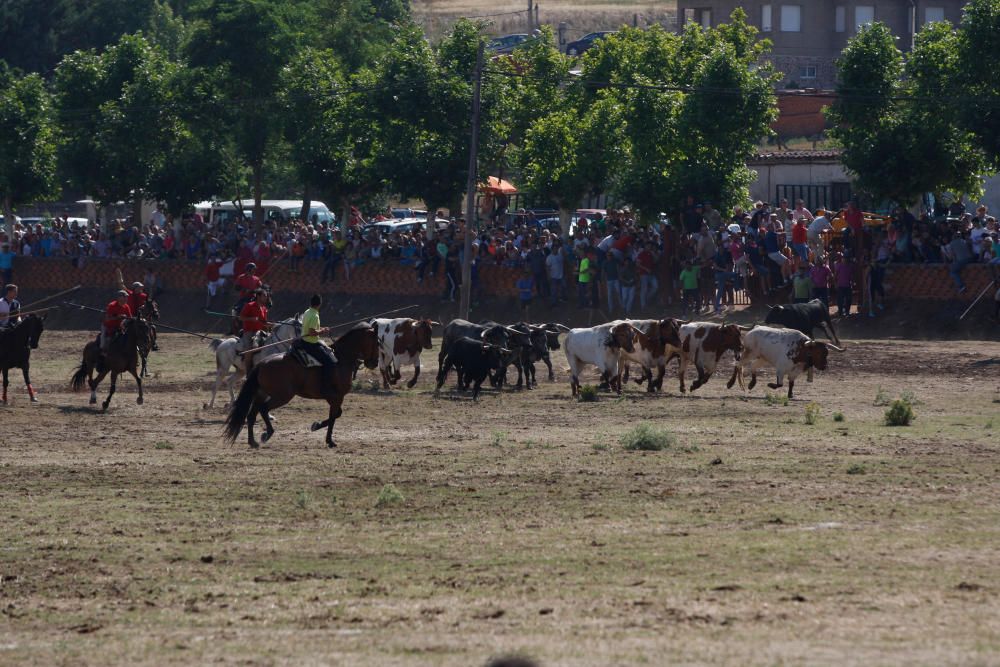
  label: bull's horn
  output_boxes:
[826,343,846,352]
[554,323,572,332]
[428,320,442,327]
[736,325,753,331]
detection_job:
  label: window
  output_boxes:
[835,6,846,32]
[800,65,817,79]
[761,4,772,32]
[684,8,695,24]
[780,5,801,32]
[855,5,875,31]
[925,7,945,24]
[701,9,712,28]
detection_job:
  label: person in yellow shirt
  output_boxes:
[293,294,338,394]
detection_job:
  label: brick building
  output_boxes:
[676,1,968,88]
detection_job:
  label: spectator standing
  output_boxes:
[810,258,832,308]
[807,209,833,258]
[619,256,637,317]
[791,217,809,261]
[0,242,14,284]
[205,254,225,310]
[712,245,738,314]
[546,242,565,306]
[604,251,621,313]
[527,243,548,300]
[791,263,813,304]
[576,248,594,308]
[516,269,533,319]
[679,260,700,315]
[636,242,658,310]
[834,254,854,316]
[703,202,723,231]
[946,232,974,293]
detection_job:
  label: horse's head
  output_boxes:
[23,314,45,349]
[335,323,380,370]
[128,317,152,349]
[142,300,160,320]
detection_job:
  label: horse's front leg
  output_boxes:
[22,364,37,402]
[102,371,118,412]
[128,366,144,405]
[323,397,344,448]
[2,368,8,404]
[140,351,148,378]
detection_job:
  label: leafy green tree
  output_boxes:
[828,22,988,206]
[0,73,58,239]
[957,0,1000,168]
[186,0,308,228]
[54,34,177,225]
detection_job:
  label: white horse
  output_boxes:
[204,315,301,409]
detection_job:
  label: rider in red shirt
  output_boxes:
[102,290,133,351]
[235,263,262,302]
[116,268,148,315]
[238,288,270,369]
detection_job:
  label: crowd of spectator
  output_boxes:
[1,195,998,319]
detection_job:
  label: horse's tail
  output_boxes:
[71,358,89,392]
[223,366,259,442]
[209,338,224,352]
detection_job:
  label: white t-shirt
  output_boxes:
[0,297,11,325]
[970,226,986,245]
[808,216,832,238]
[546,251,564,279]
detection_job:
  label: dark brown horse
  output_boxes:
[0,314,45,404]
[71,318,152,411]
[136,299,159,378]
[223,324,380,448]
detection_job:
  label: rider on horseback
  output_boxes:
[102,290,133,352]
[293,294,338,394]
[0,284,21,329]
[116,269,158,351]
[238,287,270,369]
[233,262,262,315]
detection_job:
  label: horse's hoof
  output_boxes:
[101,404,109,412]
[89,397,97,405]
[261,431,272,443]
[310,421,322,432]
[30,397,39,403]
[327,440,337,448]
[249,441,259,449]
[136,396,143,405]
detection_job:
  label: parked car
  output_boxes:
[391,208,428,219]
[565,31,615,57]
[487,34,530,55]
[364,217,449,236]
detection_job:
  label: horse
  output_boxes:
[223,323,380,449]
[204,315,301,410]
[0,314,46,404]
[135,299,159,378]
[70,318,152,411]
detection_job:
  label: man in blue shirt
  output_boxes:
[0,242,15,285]
[516,270,534,319]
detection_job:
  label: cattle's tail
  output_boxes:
[223,367,260,442]
[70,358,89,392]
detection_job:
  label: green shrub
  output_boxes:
[490,430,508,447]
[900,390,921,406]
[873,386,891,406]
[884,399,915,427]
[154,441,173,450]
[832,412,845,422]
[578,384,599,402]
[847,464,866,475]
[375,483,404,508]
[764,392,789,407]
[621,423,676,452]
[295,490,311,509]
[804,402,820,425]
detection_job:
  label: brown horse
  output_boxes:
[71,318,152,411]
[223,324,380,449]
[136,299,159,378]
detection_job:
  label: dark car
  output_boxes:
[487,34,530,55]
[565,31,615,57]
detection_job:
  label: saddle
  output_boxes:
[288,341,333,369]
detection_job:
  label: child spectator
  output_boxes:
[810,257,832,308]
[679,260,700,315]
[792,262,813,303]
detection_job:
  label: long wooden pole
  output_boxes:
[460,41,485,321]
[19,285,82,311]
[959,280,997,320]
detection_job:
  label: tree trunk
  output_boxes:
[426,208,436,240]
[340,198,350,234]
[132,194,144,229]
[558,206,573,241]
[300,185,312,227]
[3,196,13,244]
[252,162,264,233]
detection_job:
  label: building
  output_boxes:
[676,1,968,88]
[748,149,852,210]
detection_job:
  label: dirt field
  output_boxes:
[2,329,1000,666]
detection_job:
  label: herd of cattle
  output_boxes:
[370,298,845,401]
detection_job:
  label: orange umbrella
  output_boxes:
[480,176,518,194]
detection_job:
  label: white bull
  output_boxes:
[727,325,844,399]
[563,321,637,397]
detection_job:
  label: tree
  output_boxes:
[0,72,58,239]
[186,0,308,229]
[520,97,624,237]
[54,34,177,226]
[828,22,988,206]
[957,0,1000,168]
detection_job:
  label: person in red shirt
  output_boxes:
[205,253,225,309]
[116,268,148,315]
[636,242,659,309]
[102,290,133,351]
[238,288,270,368]
[233,262,262,313]
[791,218,809,262]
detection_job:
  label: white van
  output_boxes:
[194,200,335,227]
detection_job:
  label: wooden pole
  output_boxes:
[460,41,485,321]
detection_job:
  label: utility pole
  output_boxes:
[528,0,534,31]
[459,41,485,320]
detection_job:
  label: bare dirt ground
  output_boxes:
[2,330,1000,666]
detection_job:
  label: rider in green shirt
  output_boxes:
[293,294,338,393]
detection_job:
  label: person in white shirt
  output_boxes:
[794,199,815,223]
[807,209,833,258]
[0,284,20,328]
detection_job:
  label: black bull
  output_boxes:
[435,336,510,400]
[765,299,841,345]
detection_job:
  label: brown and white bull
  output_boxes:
[725,325,843,399]
[617,318,684,392]
[372,317,439,389]
[677,322,744,393]
[564,321,638,397]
